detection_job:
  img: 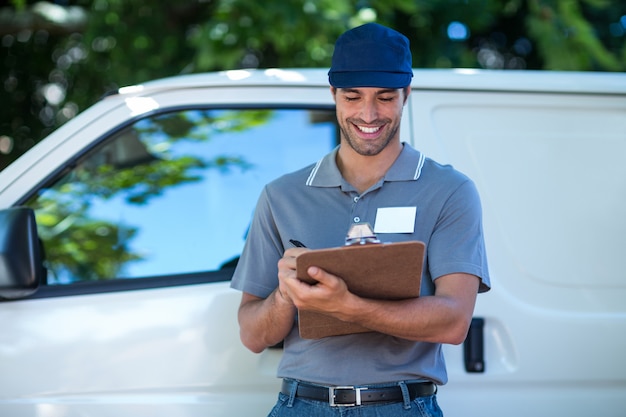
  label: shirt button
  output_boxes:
[353,217,360,223]
[353,196,359,203]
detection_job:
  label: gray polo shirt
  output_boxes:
[231,143,490,386]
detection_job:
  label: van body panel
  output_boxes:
[409,87,626,415]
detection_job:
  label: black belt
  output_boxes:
[281,379,436,407]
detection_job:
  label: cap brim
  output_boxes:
[329,71,412,88]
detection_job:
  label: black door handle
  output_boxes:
[464,317,485,373]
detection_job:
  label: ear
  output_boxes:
[403,86,411,105]
[330,86,337,102]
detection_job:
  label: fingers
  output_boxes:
[306,266,345,292]
[283,247,308,259]
[277,248,348,313]
[277,247,309,305]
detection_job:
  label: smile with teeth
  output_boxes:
[357,125,381,134]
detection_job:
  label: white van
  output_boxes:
[1,68,624,417]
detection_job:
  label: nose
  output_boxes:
[358,98,379,123]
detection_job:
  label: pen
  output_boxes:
[289,239,307,248]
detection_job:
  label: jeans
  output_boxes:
[267,382,443,417]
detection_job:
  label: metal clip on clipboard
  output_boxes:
[344,223,381,246]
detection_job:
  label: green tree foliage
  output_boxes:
[527,0,625,70]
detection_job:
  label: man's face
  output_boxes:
[333,87,408,156]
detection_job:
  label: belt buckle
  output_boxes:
[329,386,368,407]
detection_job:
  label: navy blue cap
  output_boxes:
[329,23,413,88]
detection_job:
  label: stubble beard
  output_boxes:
[339,118,399,156]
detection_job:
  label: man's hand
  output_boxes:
[278,248,352,315]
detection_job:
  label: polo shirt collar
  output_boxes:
[306,143,426,187]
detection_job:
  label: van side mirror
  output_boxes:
[0,207,45,299]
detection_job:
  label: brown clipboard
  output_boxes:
[296,241,425,339]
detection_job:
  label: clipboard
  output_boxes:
[296,240,425,339]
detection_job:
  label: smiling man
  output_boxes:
[231,23,490,417]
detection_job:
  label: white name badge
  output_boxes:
[374,207,417,234]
